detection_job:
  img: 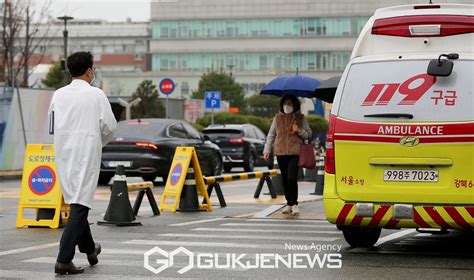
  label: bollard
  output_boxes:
[202,183,227,207]
[297,167,305,181]
[128,182,160,216]
[254,174,277,199]
[267,156,284,195]
[304,167,318,182]
[310,153,325,195]
[203,170,278,200]
[98,165,142,226]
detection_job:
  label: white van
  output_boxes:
[322,3,474,247]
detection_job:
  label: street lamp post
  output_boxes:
[57,16,74,77]
[118,98,141,120]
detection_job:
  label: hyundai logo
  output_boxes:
[399,136,420,147]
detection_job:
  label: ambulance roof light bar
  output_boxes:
[372,15,474,37]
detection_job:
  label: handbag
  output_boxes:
[298,140,316,169]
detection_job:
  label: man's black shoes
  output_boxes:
[87,242,101,266]
[54,262,84,275]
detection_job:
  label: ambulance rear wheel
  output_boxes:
[342,227,381,247]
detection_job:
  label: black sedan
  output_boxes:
[99,118,223,184]
[202,124,268,172]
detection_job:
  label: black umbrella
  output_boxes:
[312,76,341,103]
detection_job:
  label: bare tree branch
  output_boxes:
[2,0,52,87]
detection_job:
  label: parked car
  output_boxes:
[99,118,223,184]
[202,124,268,172]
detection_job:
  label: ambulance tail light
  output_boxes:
[372,15,474,37]
[136,142,159,150]
[325,114,337,174]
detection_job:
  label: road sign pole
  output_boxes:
[159,78,175,119]
[166,95,169,119]
[211,107,214,125]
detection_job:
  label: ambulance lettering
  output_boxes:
[362,73,437,106]
[377,125,443,135]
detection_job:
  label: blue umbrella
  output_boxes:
[260,73,320,98]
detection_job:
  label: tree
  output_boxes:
[129,80,165,119]
[245,94,280,118]
[42,61,69,89]
[191,70,246,111]
[1,0,52,87]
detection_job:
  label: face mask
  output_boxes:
[283,105,294,114]
[89,68,96,85]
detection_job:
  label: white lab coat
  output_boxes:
[48,79,117,208]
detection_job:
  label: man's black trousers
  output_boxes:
[57,204,95,263]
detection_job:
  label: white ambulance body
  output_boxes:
[324,3,473,247]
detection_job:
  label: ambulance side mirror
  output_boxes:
[427,53,458,77]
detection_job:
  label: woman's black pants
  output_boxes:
[276,155,299,206]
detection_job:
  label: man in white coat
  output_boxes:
[49,52,117,275]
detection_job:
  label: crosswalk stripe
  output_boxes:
[157,233,339,242]
[0,269,188,279]
[23,257,143,267]
[122,240,283,249]
[168,217,227,227]
[246,218,329,224]
[190,227,341,235]
[0,242,58,256]
[102,249,150,255]
[374,229,416,246]
[220,222,336,229]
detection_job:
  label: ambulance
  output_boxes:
[323,3,474,247]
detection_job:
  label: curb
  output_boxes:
[251,197,324,219]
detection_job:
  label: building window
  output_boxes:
[152,17,369,39]
[259,55,268,70]
[152,51,351,72]
[160,27,169,38]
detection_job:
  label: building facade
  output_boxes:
[17,19,150,87]
[104,0,474,113]
[105,0,370,102]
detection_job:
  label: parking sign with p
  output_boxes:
[204,91,221,109]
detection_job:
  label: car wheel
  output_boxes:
[212,154,223,176]
[141,175,156,182]
[224,165,232,173]
[341,226,381,247]
[98,174,113,185]
[244,153,255,172]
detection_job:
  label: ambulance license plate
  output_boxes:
[384,169,439,182]
[107,161,132,168]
